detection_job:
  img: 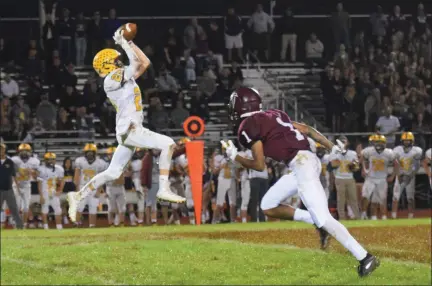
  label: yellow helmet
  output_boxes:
[93,48,121,77]
[18,143,32,152]
[44,152,56,160]
[368,134,378,142]
[106,147,117,154]
[375,135,387,144]
[401,132,414,141]
[178,137,190,145]
[83,143,98,152]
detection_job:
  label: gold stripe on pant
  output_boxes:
[335,178,360,220]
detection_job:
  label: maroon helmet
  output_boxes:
[228,87,262,121]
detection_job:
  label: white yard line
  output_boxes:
[1,256,122,285]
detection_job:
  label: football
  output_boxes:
[118,23,137,41]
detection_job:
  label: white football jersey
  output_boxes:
[104,68,144,135]
[238,150,252,181]
[308,137,317,153]
[75,157,108,187]
[425,148,431,160]
[361,148,395,179]
[11,156,40,189]
[393,146,423,175]
[329,150,358,179]
[37,164,64,196]
[214,154,235,180]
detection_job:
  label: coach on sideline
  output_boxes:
[0,141,24,229]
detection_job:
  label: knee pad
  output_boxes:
[260,194,278,211]
[54,206,62,216]
[41,204,49,215]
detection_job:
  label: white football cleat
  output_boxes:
[157,188,186,203]
[67,192,80,223]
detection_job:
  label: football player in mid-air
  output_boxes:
[67,28,185,222]
[221,87,379,277]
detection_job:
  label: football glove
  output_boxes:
[220,140,238,162]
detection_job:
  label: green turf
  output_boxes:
[1,219,431,285]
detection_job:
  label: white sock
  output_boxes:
[322,216,368,261]
[408,213,414,218]
[293,209,314,225]
[43,224,49,229]
[391,212,397,219]
[0,211,5,223]
[137,219,143,224]
[381,215,387,220]
[190,218,195,225]
[56,224,63,230]
[242,217,247,223]
[89,224,95,228]
[158,175,169,191]
[130,213,137,222]
[151,218,157,223]
[371,216,377,220]
[174,220,180,225]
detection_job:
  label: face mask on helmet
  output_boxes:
[375,142,385,153]
[114,57,124,68]
[402,140,413,150]
[19,151,30,160]
[85,151,96,162]
[45,158,55,167]
[316,148,326,158]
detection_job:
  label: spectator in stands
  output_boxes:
[170,99,189,129]
[247,4,275,62]
[389,5,407,36]
[415,3,429,38]
[305,33,325,67]
[1,74,19,99]
[331,2,351,52]
[26,76,44,110]
[370,5,388,39]
[63,63,78,88]
[170,57,186,88]
[23,39,44,77]
[87,11,104,60]
[57,8,74,62]
[184,49,196,83]
[376,106,400,148]
[184,18,205,52]
[57,108,74,131]
[279,7,297,62]
[74,11,87,66]
[148,97,170,133]
[157,66,179,104]
[163,29,181,69]
[334,44,350,71]
[216,68,232,101]
[47,56,65,92]
[353,31,366,55]
[104,8,121,47]
[229,61,244,84]
[41,0,57,65]
[60,86,78,115]
[190,89,210,122]
[224,7,244,63]
[11,96,31,136]
[207,22,224,71]
[36,94,57,131]
[197,69,217,99]
[0,38,6,65]
[84,82,102,116]
[75,107,95,138]
[0,98,11,133]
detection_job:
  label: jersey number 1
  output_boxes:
[276,117,305,141]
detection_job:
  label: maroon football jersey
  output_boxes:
[237,109,311,163]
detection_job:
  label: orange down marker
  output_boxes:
[183,116,205,225]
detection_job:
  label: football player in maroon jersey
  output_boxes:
[221,87,379,277]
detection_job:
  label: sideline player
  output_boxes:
[392,132,422,218]
[36,152,64,230]
[423,148,431,187]
[237,148,251,223]
[74,144,108,227]
[67,28,185,222]
[11,144,40,227]
[221,87,379,277]
[361,135,398,220]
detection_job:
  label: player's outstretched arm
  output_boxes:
[292,122,334,151]
[235,141,266,172]
[129,42,151,79]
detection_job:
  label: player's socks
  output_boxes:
[43,224,49,230]
[381,215,387,220]
[361,211,368,220]
[137,219,143,224]
[174,220,180,225]
[371,215,377,220]
[242,217,247,223]
[56,224,63,230]
[190,218,195,225]
[89,224,96,228]
[151,218,157,224]
[63,216,69,224]
[158,175,169,190]
[391,212,397,219]
[408,213,414,218]
[293,209,314,225]
[322,216,367,261]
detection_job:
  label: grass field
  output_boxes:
[1,218,431,285]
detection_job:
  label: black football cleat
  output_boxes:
[358,253,380,277]
[316,227,330,250]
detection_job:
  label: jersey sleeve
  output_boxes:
[361,148,370,160]
[104,69,124,92]
[386,149,396,161]
[393,147,401,160]
[238,116,261,149]
[56,166,65,179]
[11,156,19,165]
[426,149,431,160]
[74,158,83,170]
[98,159,109,172]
